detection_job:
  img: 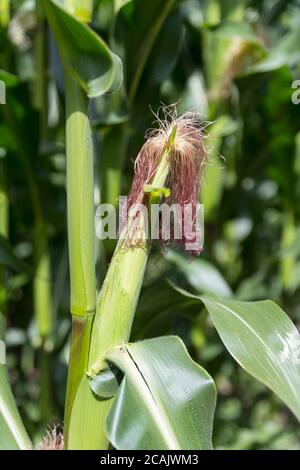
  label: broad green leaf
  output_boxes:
[166,250,233,298]
[0,315,31,449]
[92,336,216,450]
[176,287,300,421]
[201,297,300,421]
[44,0,122,98]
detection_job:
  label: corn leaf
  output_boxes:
[202,297,300,421]
[91,336,216,450]
[174,287,300,421]
[44,0,122,98]
[0,315,31,449]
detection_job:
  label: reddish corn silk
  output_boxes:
[123,111,207,255]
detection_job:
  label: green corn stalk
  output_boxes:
[66,131,175,449]
[63,71,96,434]
[59,3,97,442]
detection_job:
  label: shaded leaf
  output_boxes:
[89,363,123,399]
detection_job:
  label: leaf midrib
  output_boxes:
[110,345,181,450]
[213,301,300,408]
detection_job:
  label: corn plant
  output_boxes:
[0,0,300,451]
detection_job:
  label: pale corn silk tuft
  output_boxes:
[123,106,207,254]
[36,426,64,450]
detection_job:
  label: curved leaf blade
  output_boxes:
[44,0,122,98]
[201,297,300,421]
[170,286,300,421]
[0,315,31,449]
[92,336,216,450]
[174,285,300,422]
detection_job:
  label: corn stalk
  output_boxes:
[63,71,96,434]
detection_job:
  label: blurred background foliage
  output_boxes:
[0,0,300,449]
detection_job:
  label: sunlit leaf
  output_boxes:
[44,0,122,98]
[201,297,300,421]
[175,286,300,422]
[0,315,31,449]
[91,336,216,450]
